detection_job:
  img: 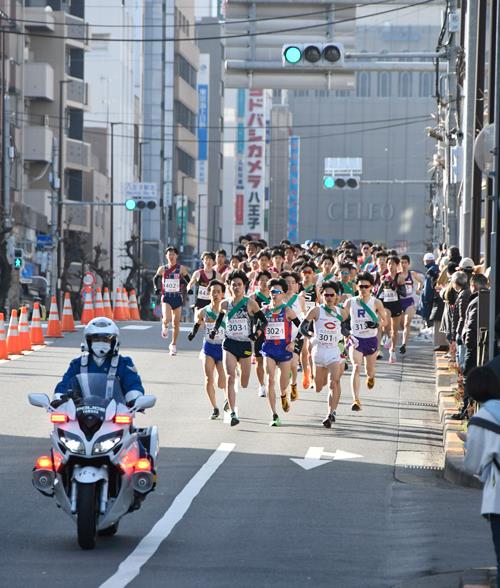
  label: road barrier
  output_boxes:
[6,309,22,354]
[94,288,105,318]
[80,291,94,325]
[0,313,9,360]
[18,306,32,352]
[61,293,76,332]
[46,296,63,338]
[30,303,45,346]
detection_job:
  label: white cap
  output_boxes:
[459,257,475,270]
[423,252,435,262]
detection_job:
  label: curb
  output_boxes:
[460,567,496,587]
[435,353,482,489]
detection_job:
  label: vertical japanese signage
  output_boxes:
[197,55,209,185]
[245,89,265,237]
[235,89,246,227]
[288,136,300,242]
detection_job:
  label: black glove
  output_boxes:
[50,394,68,409]
[456,337,463,346]
[154,288,161,296]
[187,323,200,341]
[187,331,195,341]
[208,329,217,340]
[340,322,351,337]
[365,321,378,329]
[187,289,194,295]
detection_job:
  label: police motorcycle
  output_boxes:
[28,319,159,550]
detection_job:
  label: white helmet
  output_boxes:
[83,317,120,358]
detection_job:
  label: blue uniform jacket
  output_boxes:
[54,355,145,397]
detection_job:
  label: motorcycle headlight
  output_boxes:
[58,430,85,454]
[92,431,123,455]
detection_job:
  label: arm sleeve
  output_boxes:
[54,358,80,397]
[118,356,145,396]
[299,319,312,337]
[153,274,162,293]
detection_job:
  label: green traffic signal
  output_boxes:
[125,199,137,211]
[284,46,302,64]
[323,176,335,189]
[14,257,22,269]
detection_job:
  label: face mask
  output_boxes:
[92,342,111,358]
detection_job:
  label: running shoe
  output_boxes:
[270,413,281,427]
[251,355,256,365]
[388,351,397,364]
[230,412,240,427]
[344,362,349,372]
[161,324,169,339]
[302,369,311,390]
[376,351,384,360]
[322,414,334,428]
[351,400,362,411]
[281,395,291,412]
[258,385,266,398]
[169,343,177,356]
[223,399,230,412]
[366,376,375,389]
[290,383,299,401]
[383,335,391,350]
[210,407,220,420]
[399,344,407,355]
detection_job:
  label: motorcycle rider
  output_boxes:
[52,317,144,408]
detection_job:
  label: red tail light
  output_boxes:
[53,451,63,471]
[50,413,68,424]
[35,455,53,470]
[114,414,133,425]
[134,458,152,472]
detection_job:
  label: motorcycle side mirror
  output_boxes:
[133,395,156,411]
[105,399,117,421]
[28,393,50,408]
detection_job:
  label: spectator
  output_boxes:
[458,257,476,283]
[486,315,500,383]
[439,262,459,347]
[451,271,471,371]
[420,252,448,352]
[463,365,500,586]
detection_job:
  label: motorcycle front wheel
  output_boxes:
[77,482,97,550]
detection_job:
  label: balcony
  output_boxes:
[66,78,89,108]
[66,138,90,170]
[24,190,52,219]
[63,205,89,231]
[64,13,90,50]
[24,8,56,32]
[24,63,55,101]
[24,126,53,163]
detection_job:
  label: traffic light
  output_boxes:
[124,199,157,211]
[323,175,360,190]
[282,43,344,67]
[13,248,24,270]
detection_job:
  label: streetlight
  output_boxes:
[178,174,186,254]
[109,121,123,294]
[137,140,149,294]
[197,193,207,256]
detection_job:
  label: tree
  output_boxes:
[0,208,12,314]
[121,235,140,292]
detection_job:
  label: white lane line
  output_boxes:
[99,442,235,588]
[121,325,152,331]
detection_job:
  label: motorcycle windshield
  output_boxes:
[70,374,126,404]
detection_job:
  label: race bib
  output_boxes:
[265,321,285,340]
[405,284,413,296]
[352,321,368,335]
[163,277,180,293]
[384,289,398,302]
[227,318,249,337]
[198,286,210,300]
[205,322,224,342]
[305,300,316,312]
[317,331,340,346]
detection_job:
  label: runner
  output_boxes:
[344,272,386,411]
[372,250,390,356]
[359,241,374,270]
[261,278,302,427]
[282,270,307,401]
[153,246,190,356]
[187,280,226,419]
[247,250,272,288]
[337,261,357,299]
[208,270,267,426]
[399,254,424,354]
[315,254,335,291]
[250,269,272,398]
[283,243,296,270]
[215,249,230,279]
[187,251,219,310]
[300,281,348,428]
[270,248,286,275]
[299,261,318,389]
[376,255,405,363]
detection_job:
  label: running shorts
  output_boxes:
[383,300,403,318]
[202,341,223,363]
[351,336,379,357]
[400,298,415,312]
[162,294,183,310]
[311,345,342,368]
[223,338,253,360]
[261,341,293,363]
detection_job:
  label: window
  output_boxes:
[356,72,371,97]
[177,148,195,178]
[419,72,433,97]
[68,108,83,140]
[67,47,84,78]
[398,72,412,97]
[174,100,196,134]
[66,169,83,201]
[336,90,352,97]
[175,54,197,89]
[377,72,391,97]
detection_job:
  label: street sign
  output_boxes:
[83,271,96,287]
[124,182,158,200]
[224,1,357,89]
[20,261,35,284]
[36,234,53,249]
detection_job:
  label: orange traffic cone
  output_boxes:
[129,289,141,320]
[113,288,124,321]
[18,306,32,352]
[103,288,113,319]
[0,313,9,360]
[81,291,95,325]
[122,288,131,320]
[6,309,22,354]
[61,293,76,332]
[46,296,63,338]
[30,303,45,346]
[94,288,105,318]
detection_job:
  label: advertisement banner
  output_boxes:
[288,136,300,242]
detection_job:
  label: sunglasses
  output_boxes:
[270,289,283,295]
[302,270,313,275]
[323,293,335,298]
[358,284,371,289]
[341,271,350,276]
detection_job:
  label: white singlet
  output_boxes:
[349,296,379,339]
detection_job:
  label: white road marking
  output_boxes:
[291,447,363,470]
[121,325,152,331]
[99,442,235,588]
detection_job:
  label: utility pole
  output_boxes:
[57,79,70,304]
[110,121,118,294]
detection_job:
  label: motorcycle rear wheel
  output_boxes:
[77,483,97,550]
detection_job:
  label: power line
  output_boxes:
[10,1,391,30]
[2,0,436,43]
